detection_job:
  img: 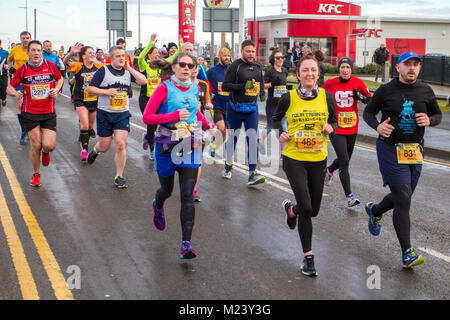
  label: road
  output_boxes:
[0,84,448,300]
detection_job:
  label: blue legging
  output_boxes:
[225,102,259,172]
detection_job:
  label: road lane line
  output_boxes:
[418,247,450,263]
[0,183,40,300]
[0,145,74,300]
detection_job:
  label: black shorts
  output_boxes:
[213,108,226,123]
[74,100,97,112]
[22,112,57,133]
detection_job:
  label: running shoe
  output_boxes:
[365,202,381,236]
[222,163,233,179]
[324,167,333,186]
[19,132,28,145]
[179,241,197,260]
[142,132,149,150]
[301,255,318,277]
[248,171,265,186]
[347,193,360,207]
[30,173,41,187]
[87,149,99,165]
[149,149,154,160]
[41,151,50,167]
[80,149,89,162]
[114,175,128,189]
[193,189,201,202]
[152,198,166,231]
[282,199,297,230]
[402,248,425,269]
[1,100,6,107]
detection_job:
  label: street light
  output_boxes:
[18,0,29,31]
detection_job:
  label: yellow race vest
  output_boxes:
[282,88,329,162]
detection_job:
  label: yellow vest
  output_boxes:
[282,88,329,162]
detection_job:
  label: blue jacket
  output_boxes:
[43,51,60,68]
[0,48,9,76]
[206,63,229,110]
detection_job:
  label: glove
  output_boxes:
[260,91,266,102]
[353,88,371,104]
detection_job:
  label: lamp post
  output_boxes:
[138,0,141,47]
[18,0,29,31]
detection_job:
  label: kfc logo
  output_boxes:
[354,28,383,38]
[317,3,344,14]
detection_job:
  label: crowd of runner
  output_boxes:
[0,30,442,275]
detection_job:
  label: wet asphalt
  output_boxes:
[0,83,448,300]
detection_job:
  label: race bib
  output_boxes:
[83,90,98,102]
[338,111,357,128]
[245,81,260,97]
[218,82,229,96]
[396,143,424,164]
[273,85,287,98]
[148,76,161,89]
[109,91,128,111]
[30,84,50,100]
[294,130,323,153]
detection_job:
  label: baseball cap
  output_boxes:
[397,51,422,64]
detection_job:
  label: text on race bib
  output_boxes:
[109,91,128,111]
[338,111,357,128]
[148,76,161,89]
[294,130,323,153]
[273,85,287,98]
[396,143,424,164]
[30,84,50,100]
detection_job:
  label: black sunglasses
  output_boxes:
[178,62,196,69]
[275,56,285,60]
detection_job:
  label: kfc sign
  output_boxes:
[318,3,344,14]
[353,28,383,38]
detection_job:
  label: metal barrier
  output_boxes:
[391,55,450,86]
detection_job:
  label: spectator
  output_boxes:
[373,43,389,82]
[283,49,293,72]
[314,50,326,87]
[292,41,301,67]
[302,46,313,57]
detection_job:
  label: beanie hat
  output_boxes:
[167,42,177,52]
[338,57,354,70]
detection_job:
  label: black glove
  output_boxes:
[353,88,371,104]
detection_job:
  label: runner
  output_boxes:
[85,45,147,188]
[142,52,215,259]
[273,55,337,276]
[138,34,182,160]
[322,57,371,207]
[0,40,9,107]
[221,40,266,186]
[191,65,213,202]
[42,40,61,68]
[95,49,105,64]
[7,31,31,145]
[6,40,63,187]
[363,51,442,268]
[63,43,105,162]
[262,47,288,152]
[206,47,231,152]
[105,38,133,67]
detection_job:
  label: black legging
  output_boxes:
[139,95,157,150]
[328,133,357,196]
[154,167,198,242]
[372,183,414,253]
[283,156,326,254]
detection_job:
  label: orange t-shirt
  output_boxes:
[105,53,133,68]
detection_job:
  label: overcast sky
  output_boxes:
[1,0,449,51]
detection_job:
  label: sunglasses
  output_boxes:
[275,56,285,60]
[178,62,196,69]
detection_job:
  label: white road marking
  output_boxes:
[418,247,450,263]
